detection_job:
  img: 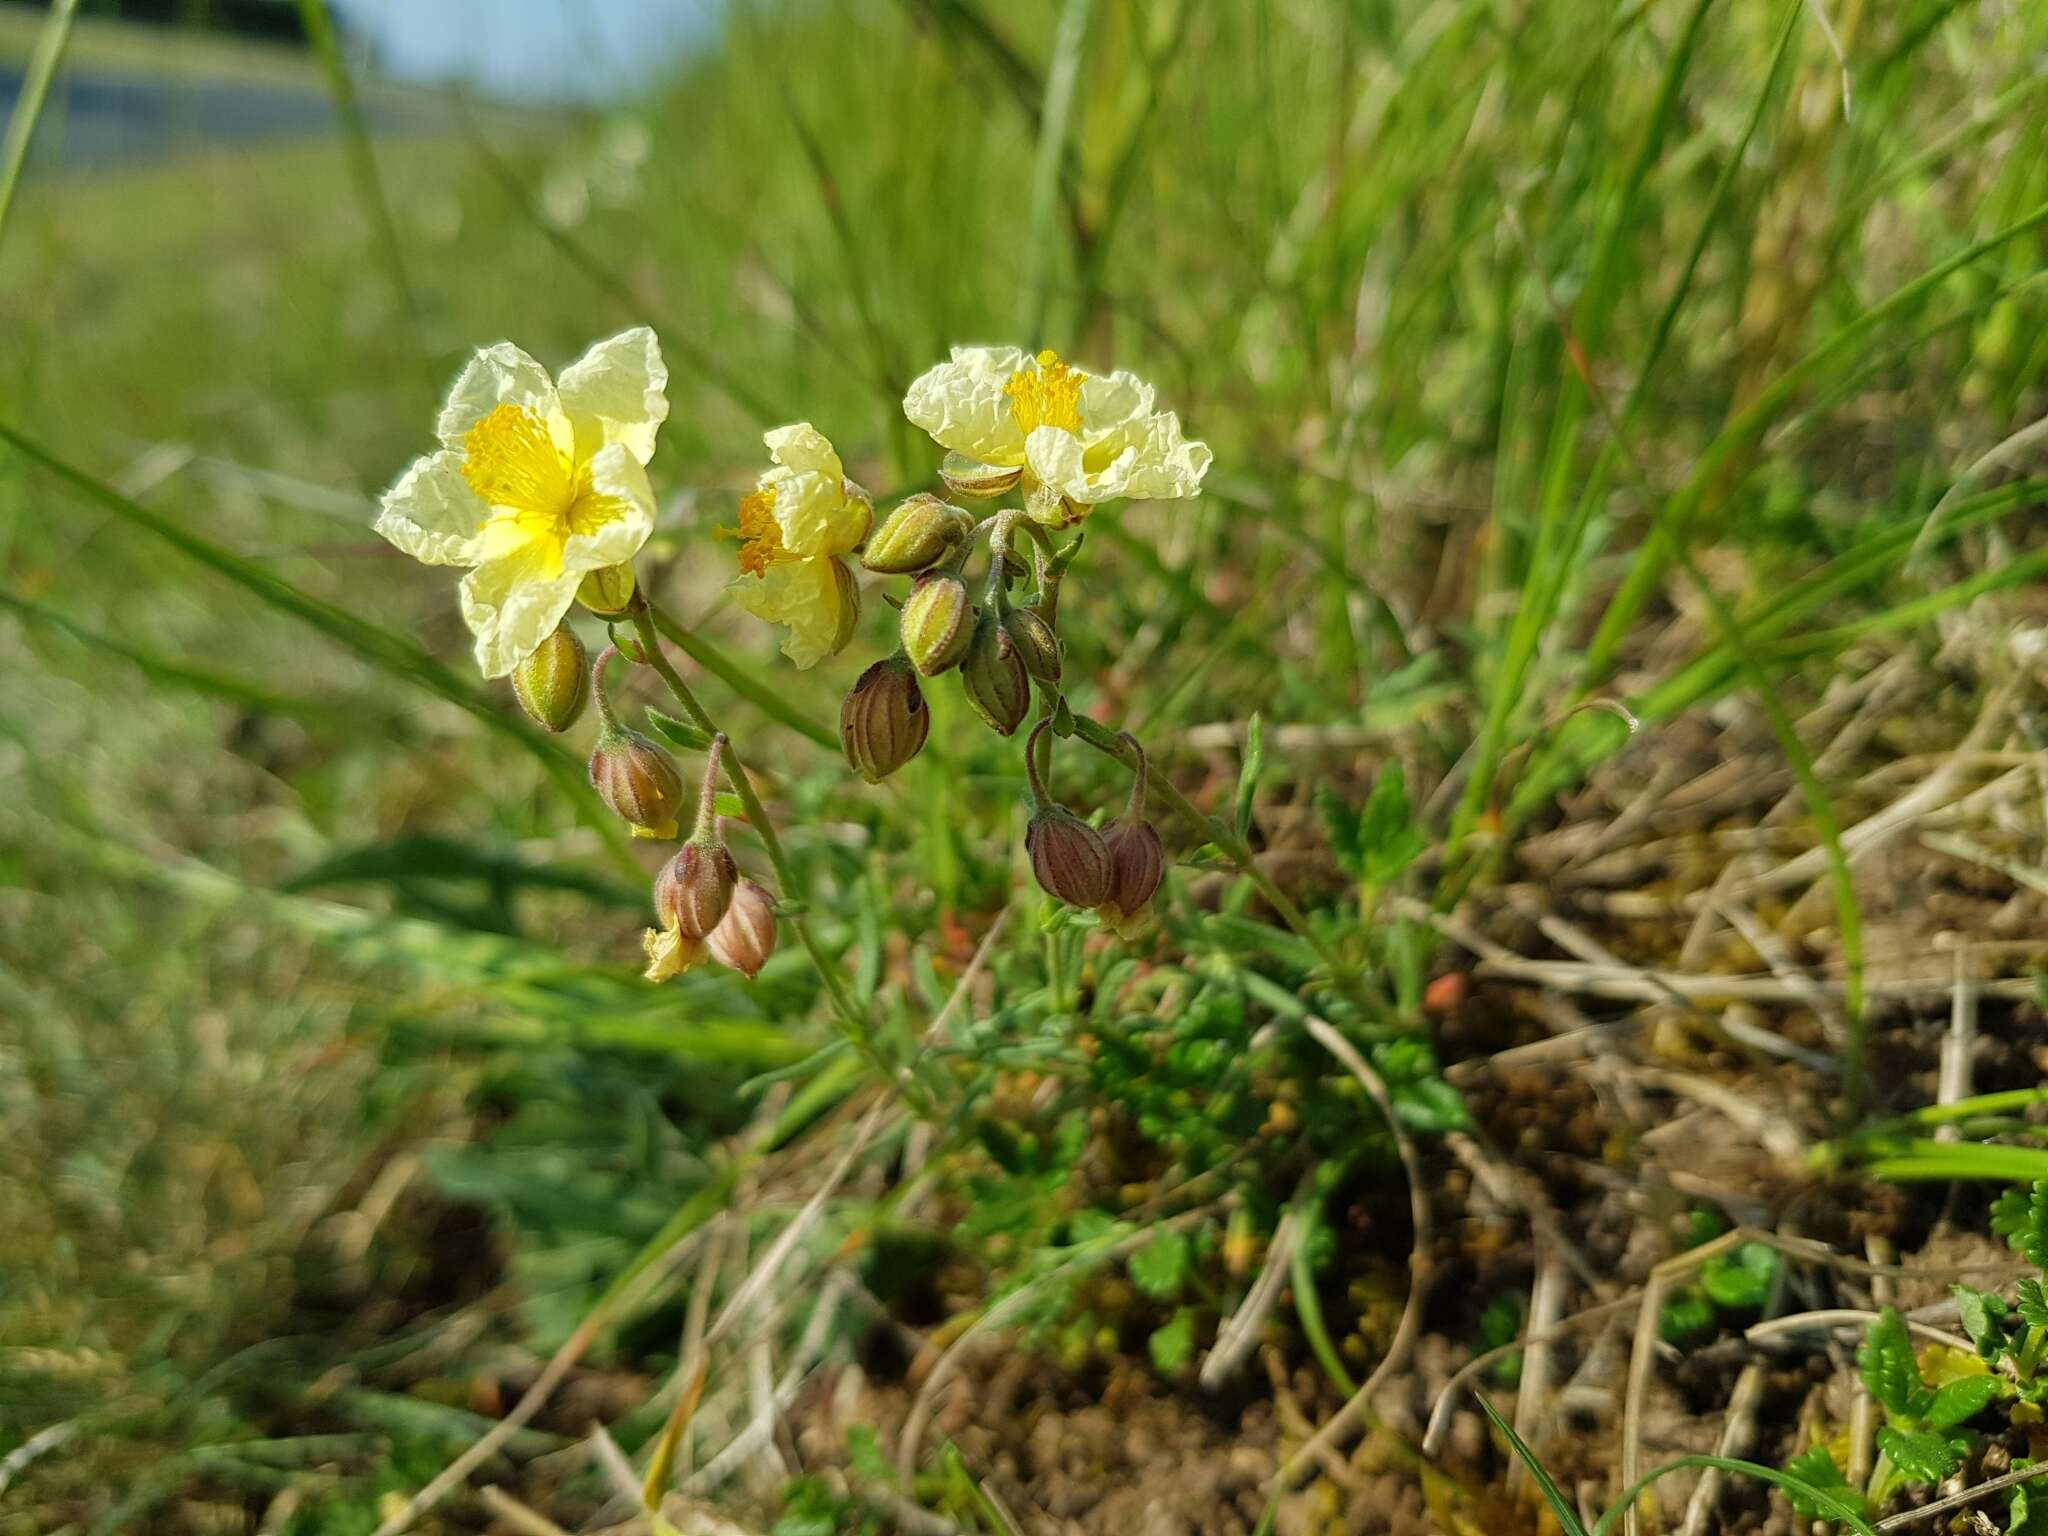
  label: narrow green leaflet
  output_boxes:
[1784,1446,1863,1520]
[1357,763,1427,884]
[1860,1307,1932,1419]
[1129,1227,1192,1301]
[1876,1426,1966,1483]
[1234,712,1265,841]
[1926,1375,2000,1429]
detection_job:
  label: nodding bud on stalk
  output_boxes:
[961,610,1029,736]
[707,877,778,979]
[513,624,589,732]
[1004,605,1062,684]
[1099,732,1165,935]
[1022,718,1112,908]
[840,655,928,782]
[862,493,971,574]
[654,734,738,938]
[587,647,685,838]
[899,570,973,676]
[577,562,637,617]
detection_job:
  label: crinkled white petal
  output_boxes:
[1096,411,1212,502]
[764,421,843,482]
[1023,415,1211,511]
[939,452,1022,498]
[437,342,562,449]
[561,442,657,573]
[765,467,869,559]
[728,557,854,670]
[557,326,669,466]
[375,450,489,566]
[1077,370,1154,436]
[903,346,1030,465]
[459,547,583,678]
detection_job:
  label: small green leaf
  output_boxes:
[646,708,713,752]
[1315,784,1363,878]
[1235,713,1264,841]
[1149,1308,1197,1374]
[1860,1307,1932,1420]
[2018,1280,2048,1329]
[1129,1228,1192,1301]
[1875,1425,1967,1484]
[1928,1375,2001,1428]
[1995,1183,2048,1268]
[2009,1471,2048,1535]
[1357,763,1428,884]
[1701,1243,1779,1311]
[1784,1445,1863,1520]
[1956,1285,2009,1362]
[1660,1286,1717,1346]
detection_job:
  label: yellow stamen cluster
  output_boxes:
[732,485,786,576]
[462,403,571,514]
[1004,349,1084,437]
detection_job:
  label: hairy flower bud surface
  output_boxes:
[900,571,973,676]
[590,725,685,839]
[1100,816,1166,935]
[840,655,928,782]
[1004,606,1062,684]
[655,839,738,940]
[961,611,1029,736]
[1027,805,1112,908]
[862,493,970,574]
[707,877,778,978]
[512,624,588,732]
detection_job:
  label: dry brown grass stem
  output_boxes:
[1272,1017,1433,1491]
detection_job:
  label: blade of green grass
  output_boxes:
[294,0,427,382]
[1584,196,2048,680]
[0,0,78,258]
[1475,1394,1592,1536]
[0,418,639,874]
[1591,1454,1879,1536]
[1020,0,1095,342]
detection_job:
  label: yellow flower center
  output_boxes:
[1005,349,1084,437]
[730,484,787,577]
[461,402,617,571]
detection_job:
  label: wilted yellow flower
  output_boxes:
[902,346,1211,527]
[726,423,869,668]
[375,328,669,678]
[642,924,709,982]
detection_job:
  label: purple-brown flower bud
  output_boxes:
[899,570,973,676]
[1027,804,1113,908]
[512,623,588,732]
[590,725,684,838]
[840,655,928,782]
[655,839,737,940]
[961,610,1029,736]
[707,877,778,979]
[1004,605,1062,684]
[1097,733,1165,935]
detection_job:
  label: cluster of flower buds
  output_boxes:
[838,496,1068,782]
[643,734,781,982]
[1022,721,1166,936]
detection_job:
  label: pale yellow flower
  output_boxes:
[376,328,669,678]
[902,346,1211,527]
[726,423,869,668]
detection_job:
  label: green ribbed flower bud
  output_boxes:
[900,571,973,676]
[577,562,637,617]
[960,610,1029,736]
[862,493,972,575]
[840,655,929,782]
[1004,605,1062,684]
[512,624,588,732]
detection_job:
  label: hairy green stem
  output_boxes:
[626,605,918,1109]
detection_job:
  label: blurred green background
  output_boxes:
[2,0,2045,1528]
